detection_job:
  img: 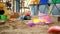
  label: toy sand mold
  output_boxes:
[0,2,10,23]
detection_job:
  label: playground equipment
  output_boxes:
[0,2,10,21]
[39,0,60,22]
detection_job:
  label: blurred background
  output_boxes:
[0,0,60,15]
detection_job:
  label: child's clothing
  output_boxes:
[23,15,31,20]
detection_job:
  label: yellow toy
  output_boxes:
[39,19,46,22]
[33,18,40,24]
[32,18,47,24]
[0,2,10,19]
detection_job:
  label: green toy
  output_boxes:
[0,15,7,20]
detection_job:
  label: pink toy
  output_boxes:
[44,15,52,24]
[26,13,52,27]
[26,21,35,27]
[27,23,35,27]
[39,13,52,24]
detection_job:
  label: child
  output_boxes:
[23,11,31,20]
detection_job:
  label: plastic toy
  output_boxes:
[0,10,4,15]
[27,23,35,27]
[0,15,7,20]
[32,18,40,24]
[48,26,60,34]
[26,21,36,27]
[0,2,11,23]
[26,13,52,26]
[0,2,10,15]
[39,13,52,24]
[32,18,47,25]
[32,15,51,24]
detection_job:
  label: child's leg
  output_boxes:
[39,5,48,14]
[29,5,39,16]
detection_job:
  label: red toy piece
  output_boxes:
[48,26,60,34]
